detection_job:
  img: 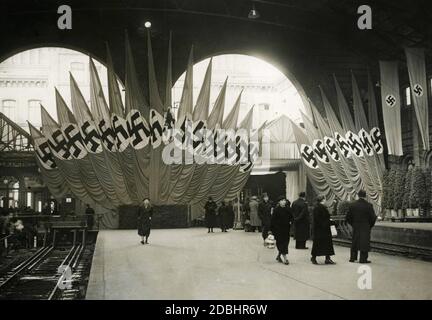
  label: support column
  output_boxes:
[412,109,421,166]
[284,171,298,202]
[285,166,307,202]
[18,176,26,208]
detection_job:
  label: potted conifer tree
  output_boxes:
[410,167,425,218]
[393,168,406,220]
[381,169,391,219]
[403,168,413,217]
[387,169,397,219]
[423,168,432,217]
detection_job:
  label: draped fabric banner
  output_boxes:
[29,32,261,209]
[223,107,256,201]
[301,111,347,200]
[309,104,356,199]
[124,32,151,200]
[54,89,111,208]
[290,119,334,202]
[334,76,381,206]
[379,61,403,156]
[367,71,386,170]
[351,73,383,196]
[320,87,363,196]
[28,123,70,199]
[405,47,429,151]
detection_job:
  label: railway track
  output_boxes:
[0,243,93,300]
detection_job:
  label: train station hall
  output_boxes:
[0,0,432,302]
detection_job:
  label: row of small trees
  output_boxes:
[382,167,432,216]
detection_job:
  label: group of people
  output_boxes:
[204,197,235,233]
[0,210,30,253]
[203,190,377,266]
[135,189,377,266]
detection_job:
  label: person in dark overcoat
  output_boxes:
[248,196,261,232]
[85,204,95,230]
[227,201,235,229]
[346,190,377,263]
[218,201,230,232]
[204,197,217,233]
[258,193,273,244]
[137,198,153,245]
[270,196,293,265]
[291,191,310,249]
[311,195,336,265]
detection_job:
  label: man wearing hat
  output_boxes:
[346,190,377,263]
[291,192,310,249]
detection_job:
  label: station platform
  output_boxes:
[370,221,432,252]
[375,221,432,231]
[86,228,432,300]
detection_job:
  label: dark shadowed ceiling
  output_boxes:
[1,0,431,111]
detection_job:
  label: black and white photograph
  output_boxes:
[0,0,432,307]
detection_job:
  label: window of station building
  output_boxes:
[70,61,84,71]
[172,54,306,126]
[28,99,41,125]
[0,47,122,131]
[405,87,411,106]
[1,99,16,121]
[430,78,432,97]
[70,61,86,83]
[26,192,32,208]
[259,103,270,111]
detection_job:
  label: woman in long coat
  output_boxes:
[137,198,153,245]
[271,196,293,265]
[218,201,230,232]
[204,197,217,233]
[249,196,261,232]
[227,201,235,229]
[311,195,335,264]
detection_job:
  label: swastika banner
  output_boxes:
[379,61,403,156]
[405,48,429,151]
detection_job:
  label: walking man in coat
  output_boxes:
[346,190,377,263]
[291,192,310,249]
[258,193,273,245]
[85,204,95,230]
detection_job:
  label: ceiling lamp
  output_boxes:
[248,4,260,19]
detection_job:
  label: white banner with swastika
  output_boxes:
[379,61,403,156]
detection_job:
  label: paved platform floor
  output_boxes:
[86,229,432,300]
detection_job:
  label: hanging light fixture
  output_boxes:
[248,3,260,19]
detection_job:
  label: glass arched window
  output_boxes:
[70,62,84,71]
[70,61,85,83]
[405,87,411,106]
[1,99,16,121]
[28,99,41,126]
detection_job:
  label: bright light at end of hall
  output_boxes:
[145,21,152,28]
